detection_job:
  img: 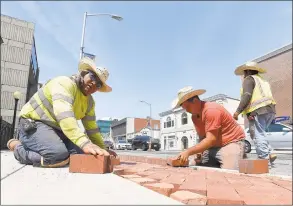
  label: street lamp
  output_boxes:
[140,100,152,151]
[80,12,123,59]
[12,91,21,138]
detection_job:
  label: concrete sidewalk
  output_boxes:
[1,151,183,205]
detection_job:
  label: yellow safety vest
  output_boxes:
[19,75,105,149]
[240,74,276,115]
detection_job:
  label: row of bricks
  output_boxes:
[69,154,278,175]
[115,163,292,205]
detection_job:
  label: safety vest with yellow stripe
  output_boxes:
[240,74,276,115]
[19,75,105,149]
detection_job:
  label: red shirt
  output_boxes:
[192,102,245,147]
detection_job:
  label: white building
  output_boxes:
[158,94,244,151]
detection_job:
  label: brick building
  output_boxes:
[240,43,292,127]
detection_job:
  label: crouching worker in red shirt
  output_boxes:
[173,86,246,170]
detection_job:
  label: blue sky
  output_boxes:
[2,1,292,120]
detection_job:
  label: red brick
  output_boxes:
[207,184,244,205]
[69,154,111,174]
[129,177,157,185]
[170,190,207,205]
[161,174,186,191]
[136,170,156,177]
[167,157,189,167]
[113,168,124,176]
[272,179,292,191]
[239,159,269,174]
[110,156,120,165]
[179,173,207,196]
[147,171,170,180]
[144,182,175,197]
[121,174,141,179]
[226,177,253,189]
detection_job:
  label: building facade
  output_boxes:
[1,14,40,125]
[159,94,244,151]
[240,43,292,127]
[110,117,160,143]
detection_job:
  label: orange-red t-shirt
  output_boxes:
[192,102,245,147]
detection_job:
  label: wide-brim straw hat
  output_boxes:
[172,86,206,109]
[78,57,112,92]
[234,61,267,76]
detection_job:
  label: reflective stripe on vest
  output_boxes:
[82,95,96,122]
[29,88,75,123]
[86,128,99,135]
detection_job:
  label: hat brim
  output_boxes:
[234,65,266,76]
[172,89,206,109]
[78,60,112,93]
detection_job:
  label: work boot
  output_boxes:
[7,139,21,151]
[269,154,277,163]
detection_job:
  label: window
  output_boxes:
[166,117,172,128]
[181,112,188,125]
[268,124,287,132]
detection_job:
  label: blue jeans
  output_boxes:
[14,118,84,167]
[248,112,275,159]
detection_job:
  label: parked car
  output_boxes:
[244,123,292,153]
[115,140,132,150]
[104,140,114,150]
[131,135,161,151]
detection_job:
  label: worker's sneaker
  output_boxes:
[269,154,277,163]
[7,139,21,151]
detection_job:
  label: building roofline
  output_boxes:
[236,43,292,67]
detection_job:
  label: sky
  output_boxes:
[1,1,292,120]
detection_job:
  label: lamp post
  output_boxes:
[80,12,123,59]
[140,100,152,151]
[12,91,21,138]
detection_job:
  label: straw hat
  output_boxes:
[234,61,267,76]
[172,86,206,109]
[78,57,112,92]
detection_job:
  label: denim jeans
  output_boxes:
[248,112,275,159]
[14,118,84,167]
[198,140,245,170]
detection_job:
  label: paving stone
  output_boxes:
[113,169,124,176]
[167,157,189,167]
[144,182,175,197]
[170,190,207,205]
[161,174,186,187]
[207,184,244,205]
[136,170,156,177]
[147,171,170,180]
[129,177,157,185]
[121,174,141,179]
[69,154,111,174]
[225,177,253,189]
[239,159,269,174]
[179,173,207,196]
[272,179,292,191]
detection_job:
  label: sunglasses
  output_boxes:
[88,71,103,89]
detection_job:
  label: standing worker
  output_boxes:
[7,57,116,168]
[174,86,246,170]
[233,61,277,163]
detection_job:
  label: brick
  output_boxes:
[167,157,189,167]
[147,171,170,180]
[136,170,156,177]
[170,190,207,205]
[144,182,175,197]
[207,184,244,205]
[121,174,141,179]
[69,154,111,174]
[161,174,186,190]
[272,179,292,191]
[239,159,269,174]
[129,177,157,185]
[179,173,207,196]
[226,177,253,189]
[110,156,120,165]
[113,169,124,176]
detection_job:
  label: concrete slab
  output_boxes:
[1,162,183,205]
[1,150,26,179]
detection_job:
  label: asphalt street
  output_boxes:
[116,149,292,177]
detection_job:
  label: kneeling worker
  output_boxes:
[174,87,245,170]
[7,57,116,168]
